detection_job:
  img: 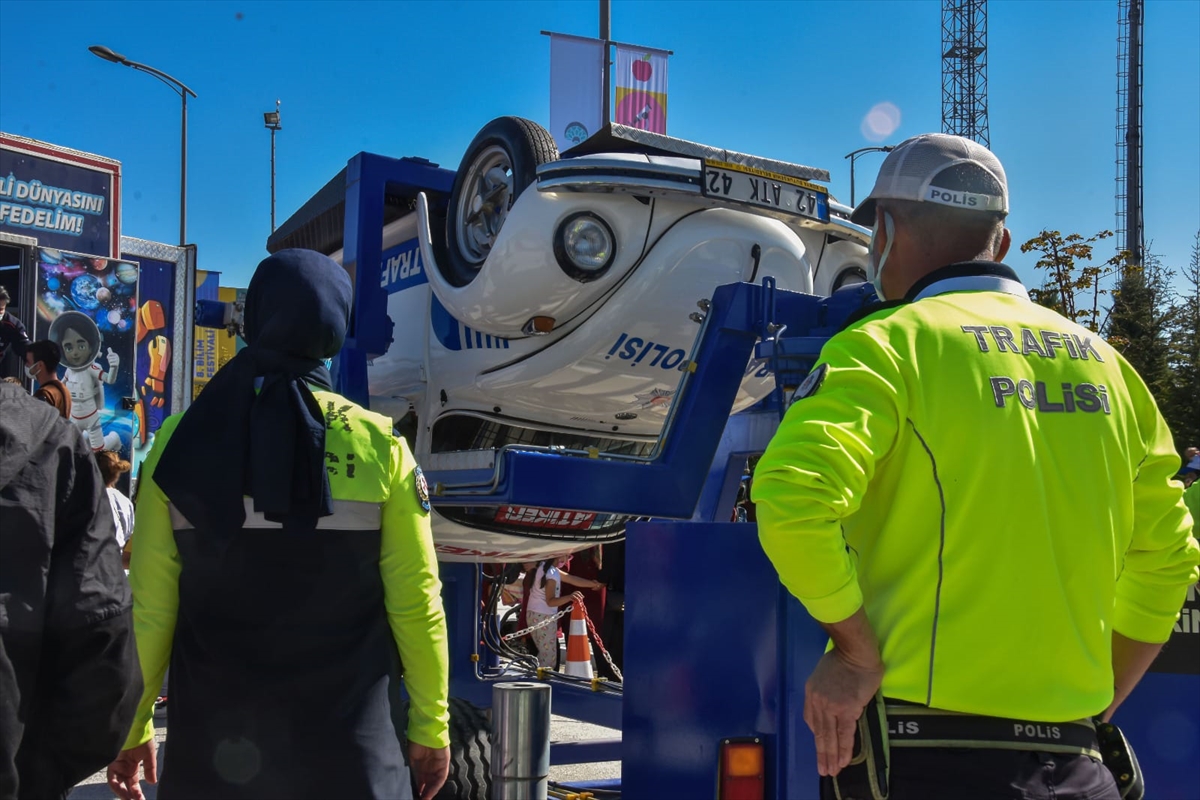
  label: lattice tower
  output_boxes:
[941,0,990,148]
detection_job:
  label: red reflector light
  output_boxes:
[719,738,765,800]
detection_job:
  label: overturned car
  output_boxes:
[267,117,871,562]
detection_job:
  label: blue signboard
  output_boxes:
[0,136,119,257]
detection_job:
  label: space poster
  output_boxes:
[34,246,138,463]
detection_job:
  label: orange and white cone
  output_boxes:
[564,601,593,679]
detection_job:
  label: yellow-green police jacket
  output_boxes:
[753,262,1200,723]
[125,389,449,795]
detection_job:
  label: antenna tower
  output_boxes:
[941,0,990,147]
[1115,0,1144,269]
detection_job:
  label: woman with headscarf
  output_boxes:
[106,250,450,800]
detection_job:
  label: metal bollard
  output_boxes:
[491,682,552,800]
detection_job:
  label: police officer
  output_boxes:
[106,250,450,800]
[752,134,1200,799]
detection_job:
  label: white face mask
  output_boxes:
[25,364,38,380]
[868,211,896,301]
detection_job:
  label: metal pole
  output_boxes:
[849,153,857,207]
[270,126,277,233]
[180,90,187,245]
[600,0,611,126]
[89,50,196,245]
[844,146,895,211]
[491,682,551,800]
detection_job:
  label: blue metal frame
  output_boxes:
[335,152,455,406]
[621,520,829,799]
[424,281,877,519]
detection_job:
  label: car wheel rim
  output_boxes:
[455,145,514,267]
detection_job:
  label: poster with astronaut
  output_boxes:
[34,247,137,461]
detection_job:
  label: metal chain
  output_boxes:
[501,605,572,641]
[581,607,623,683]
[500,600,624,683]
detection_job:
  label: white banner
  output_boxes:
[549,34,605,152]
[614,45,669,134]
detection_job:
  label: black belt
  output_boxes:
[885,703,1102,760]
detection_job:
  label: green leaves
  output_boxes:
[1020,229,1123,332]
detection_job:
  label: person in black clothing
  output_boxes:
[0,285,31,380]
[0,381,142,800]
[596,540,625,680]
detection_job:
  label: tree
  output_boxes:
[1164,232,1200,452]
[1020,230,1125,332]
[1106,249,1175,405]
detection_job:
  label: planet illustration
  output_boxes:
[96,287,112,304]
[71,274,103,310]
[108,309,122,325]
[116,262,138,284]
[90,257,107,271]
[46,277,60,291]
[40,248,62,263]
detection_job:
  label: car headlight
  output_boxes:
[554,213,616,282]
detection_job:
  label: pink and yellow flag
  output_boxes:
[614,45,669,134]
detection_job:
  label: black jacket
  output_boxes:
[0,383,142,800]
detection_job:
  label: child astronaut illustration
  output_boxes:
[48,311,121,451]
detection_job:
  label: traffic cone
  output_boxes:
[564,601,593,678]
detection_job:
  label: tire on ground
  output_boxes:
[443,116,558,287]
[403,696,492,799]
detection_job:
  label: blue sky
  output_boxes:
[0,0,1196,293]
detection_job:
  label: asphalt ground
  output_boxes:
[66,711,620,798]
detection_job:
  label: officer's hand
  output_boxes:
[804,648,884,777]
[107,740,158,800]
[408,741,449,800]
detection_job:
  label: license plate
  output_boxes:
[702,159,829,222]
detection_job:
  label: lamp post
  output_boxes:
[844,145,895,209]
[89,45,196,246]
[264,101,282,233]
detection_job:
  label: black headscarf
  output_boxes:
[154,249,353,531]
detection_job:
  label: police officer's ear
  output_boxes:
[995,227,1012,262]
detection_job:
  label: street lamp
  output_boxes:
[264,101,282,233]
[89,45,196,246]
[844,145,895,209]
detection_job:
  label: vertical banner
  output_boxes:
[192,270,220,399]
[614,45,669,134]
[192,276,246,400]
[549,33,605,152]
[123,252,176,478]
[33,247,138,469]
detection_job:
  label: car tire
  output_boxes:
[443,117,559,287]
[402,696,492,799]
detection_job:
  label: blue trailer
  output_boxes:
[261,122,1200,799]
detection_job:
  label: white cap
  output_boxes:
[850,133,1009,226]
